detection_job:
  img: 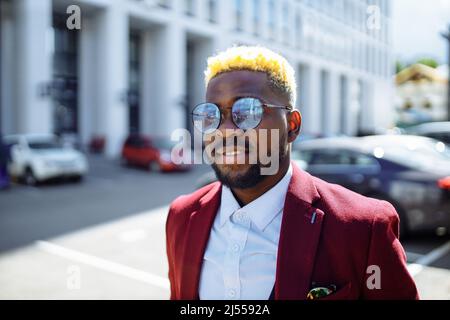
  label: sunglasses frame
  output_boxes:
[191,97,293,133]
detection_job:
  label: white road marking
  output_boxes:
[407,240,450,277]
[36,240,169,291]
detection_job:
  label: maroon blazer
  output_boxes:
[165,162,419,300]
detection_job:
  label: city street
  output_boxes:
[0,155,449,299]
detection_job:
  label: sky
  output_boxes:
[392,0,450,65]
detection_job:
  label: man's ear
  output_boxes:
[287,110,302,143]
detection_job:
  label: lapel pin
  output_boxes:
[310,211,317,224]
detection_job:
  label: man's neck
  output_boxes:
[230,159,291,207]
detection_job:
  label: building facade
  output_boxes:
[395,63,449,126]
[1,0,394,156]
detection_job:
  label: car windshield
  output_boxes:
[28,139,62,150]
[373,139,450,170]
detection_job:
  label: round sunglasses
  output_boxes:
[192,97,292,134]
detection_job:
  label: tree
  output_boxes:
[395,61,405,73]
[416,58,439,68]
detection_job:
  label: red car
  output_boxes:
[121,135,190,172]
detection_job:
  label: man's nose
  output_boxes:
[217,113,240,138]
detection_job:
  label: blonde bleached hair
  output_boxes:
[204,46,297,107]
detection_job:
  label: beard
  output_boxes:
[211,133,289,190]
[211,162,264,189]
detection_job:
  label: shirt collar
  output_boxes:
[219,164,293,231]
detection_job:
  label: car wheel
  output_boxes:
[149,161,161,172]
[71,175,83,183]
[24,167,37,186]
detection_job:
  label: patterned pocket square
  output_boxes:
[306,284,337,300]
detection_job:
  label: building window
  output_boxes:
[235,0,243,31]
[157,0,171,9]
[282,1,290,45]
[423,100,432,110]
[184,0,195,16]
[129,33,141,134]
[295,11,303,48]
[252,0,260,35]
[268,0,276,39]
[208,0,217,23]
[52,14,79,135]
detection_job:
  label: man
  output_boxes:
[166,46,418,300]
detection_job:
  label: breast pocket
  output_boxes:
[316,282,352,300]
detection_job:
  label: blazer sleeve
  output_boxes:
[165,206,177,300]
[362,201,419,300]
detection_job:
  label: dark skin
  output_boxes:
[205,70,302,206]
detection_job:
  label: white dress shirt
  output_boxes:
[199,165,293,300]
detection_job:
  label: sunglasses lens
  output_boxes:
[192,103,220,134]
[232,98,263,130]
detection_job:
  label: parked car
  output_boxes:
[404,121,450,146]
[293,135,450,237]
[3,134,88,185]
[121,134,191,172]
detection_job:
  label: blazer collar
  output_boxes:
[274,162,324,299]
[179,161,324,300]
[179,182,222,299]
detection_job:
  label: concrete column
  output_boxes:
[96,1,129,157]
[140,29,155,137]
[298,64,321,135]
[319,69,331,135]
[339,75,349,135]
[141,23,186,137]
[160,23,186,135]
[347,78,362,136]
[327,71,341,135]
[358,79,375,133]
[14,0,53,134]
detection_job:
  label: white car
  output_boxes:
[3,134,88,185]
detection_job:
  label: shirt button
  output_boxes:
[228,289,236,298]
[232,243,240,252]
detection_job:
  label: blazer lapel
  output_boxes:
[274,163,324,299]
[179,183,221,299]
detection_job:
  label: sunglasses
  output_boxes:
[192,97,292,134]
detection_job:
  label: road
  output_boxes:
[0,154,210,252]
[0,155,449,299]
